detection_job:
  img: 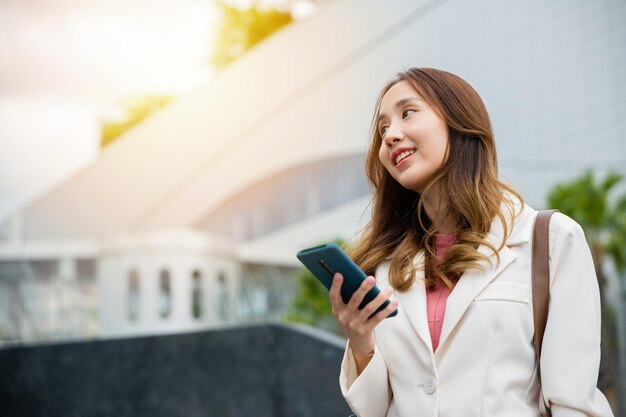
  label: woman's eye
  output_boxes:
[379,110,415,135]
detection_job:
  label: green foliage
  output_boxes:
[605,193,626,273]
[547,170,623,231]
[284,238,347,335]
[547,170,626,392]
[100,95,173,148]
[99,1,294,148]
[211,0,293,70]
[547,170,626,272]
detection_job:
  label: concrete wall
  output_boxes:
[0,323,352,417]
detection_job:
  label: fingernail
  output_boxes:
[334,273,341,281]
[386,287,393,294]
[391,300,398,307]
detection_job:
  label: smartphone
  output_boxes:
[296,243,398,319]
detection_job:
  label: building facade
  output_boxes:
[0,0,624,345]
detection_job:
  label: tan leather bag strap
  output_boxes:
[532,209,559,416]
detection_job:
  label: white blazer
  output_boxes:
[339,199,614,417]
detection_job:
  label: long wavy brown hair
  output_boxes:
[345,67,524,291]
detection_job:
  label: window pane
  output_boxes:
[128,270,139,321]
[159,270,171,319]
[216,273,229,322]
[191,270,202,319]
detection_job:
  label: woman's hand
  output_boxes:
[330,272,397,374]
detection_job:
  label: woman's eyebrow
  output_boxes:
[377,97,423,125]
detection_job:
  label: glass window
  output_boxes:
[159,269,172,319]
[216,272,229,322]
[128,270,140,321]
[191,270,203,319]
[197,155,368,240]
[306,182,322,214]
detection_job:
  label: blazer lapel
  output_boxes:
[387,195,535,359]
[436,233,518,356]
[393,251,433,351]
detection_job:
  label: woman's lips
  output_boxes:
[395,153,414,167]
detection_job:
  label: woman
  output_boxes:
[329,68,614,417]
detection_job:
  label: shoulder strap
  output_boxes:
[531,209,559,416]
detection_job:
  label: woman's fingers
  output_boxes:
[347,276,376,310]
[358,286,394,321]
[364,298,399,332]
[329,273,398,342]
[329,273,344,314]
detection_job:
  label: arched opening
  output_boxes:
[191,270,203,320]
[159,269,172,319]
[216,272,229,322]
[127,269,140,321]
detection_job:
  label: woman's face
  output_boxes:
[377,80,449,194]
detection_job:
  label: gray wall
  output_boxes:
[0,323,352,417]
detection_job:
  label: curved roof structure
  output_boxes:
[8,0,626,243]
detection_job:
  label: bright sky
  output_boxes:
[0,0,316,221]
[0,0,219,221]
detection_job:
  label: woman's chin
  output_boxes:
[398,180,423,193]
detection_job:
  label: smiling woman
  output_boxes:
[328,67,614,417]
[376,81,449,197]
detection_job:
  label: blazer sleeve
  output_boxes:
[339,339,392,417]
[540,213,614,416]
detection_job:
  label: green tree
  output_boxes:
[547,170,626,403]
[284,239,347,335]
[211,0,293,71]
[100,94,173,148]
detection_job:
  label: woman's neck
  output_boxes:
[421,189,457,234]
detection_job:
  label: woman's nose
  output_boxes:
[384,124,403,147]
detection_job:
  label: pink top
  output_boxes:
[426,233,458,352]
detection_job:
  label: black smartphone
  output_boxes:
[296,243,398,319]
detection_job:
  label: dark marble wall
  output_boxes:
[0,323,353,417]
